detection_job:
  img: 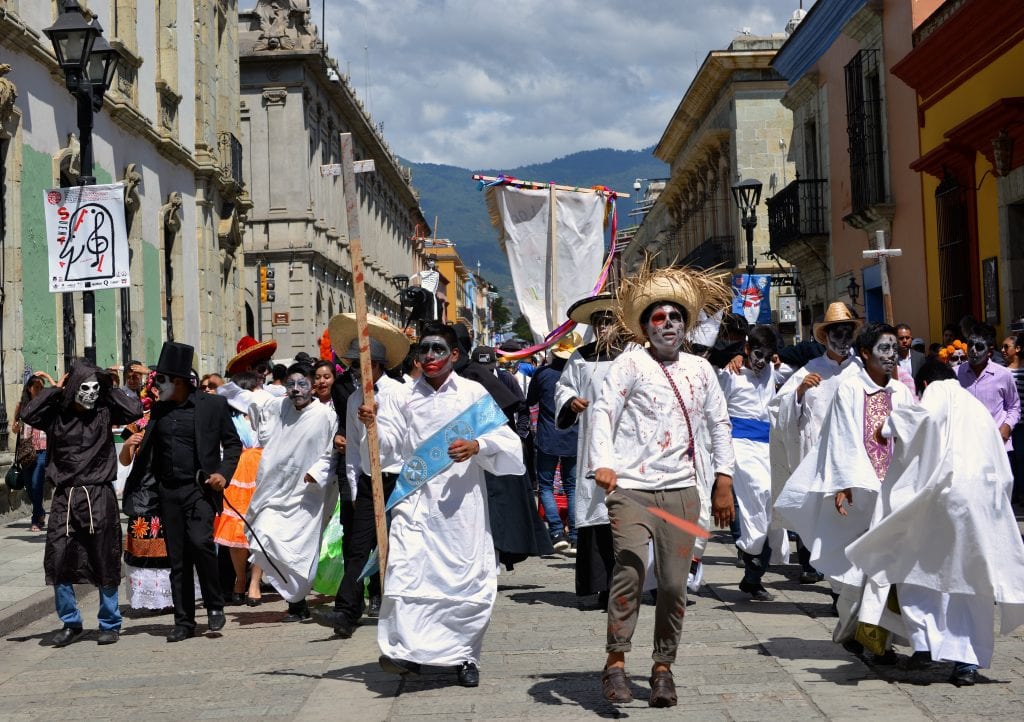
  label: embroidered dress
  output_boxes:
[862,391,893,481]
[213,414,261,549]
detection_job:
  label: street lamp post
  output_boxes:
[44,1,120,367]
[731,178,763,277]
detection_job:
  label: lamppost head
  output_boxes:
[731,178,763,226]
[43,1,98,78]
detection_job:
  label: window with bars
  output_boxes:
[935,173,973,326]
[845,49,887,213]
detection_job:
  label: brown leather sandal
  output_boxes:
[601,666,633,703]
[649,669,677,708]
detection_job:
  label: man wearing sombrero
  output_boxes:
[587,267,736,707]
[768,301,863,585]
[225,335,282,396]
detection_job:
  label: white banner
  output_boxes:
[489,186,605,342]
[43,183,130,293]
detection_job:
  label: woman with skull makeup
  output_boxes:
[20,359,144,647]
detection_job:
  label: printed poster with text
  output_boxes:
[43,183,129,293]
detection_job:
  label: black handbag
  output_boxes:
[5,463,24,490]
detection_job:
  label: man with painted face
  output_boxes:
[957,323,1020,474]
[123,342,241,642]
[245,361,338,623]
[775,323,914,661]
[20,360,143,647]
[719,325,789,601]
[768,302,863,584]
[362,322,525,688]
[588,267,735,708]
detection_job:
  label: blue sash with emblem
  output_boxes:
[359,393,508,580]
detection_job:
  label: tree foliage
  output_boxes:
[511,314,532,341]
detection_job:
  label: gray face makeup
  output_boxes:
[644,304,686,359]
[748,345,772,373]
[153,373,176,401]
[285,373,313,409]
[75,375,100,409]
[870,333,899,377]
[967,335,991,367]
[826,323,856,358]
[417,335,453,379]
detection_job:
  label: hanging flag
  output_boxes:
[732,274,772,325]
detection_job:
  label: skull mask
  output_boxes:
[76,376,100,410]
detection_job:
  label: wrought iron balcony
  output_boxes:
[218,131,244,190]
[681,235,736,270]
[767,177,828,254]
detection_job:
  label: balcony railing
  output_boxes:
[681,235,736,270]
[767,177,829,253]
[218,131,244,189]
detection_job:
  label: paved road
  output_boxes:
[1,521,1022,721]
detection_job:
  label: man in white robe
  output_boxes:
[246,362,338,621]
[847,361,1024,686]
[768,301,862,584]
[365,322,525,688]
[775,323,914,652]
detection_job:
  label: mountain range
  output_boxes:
[401,147,668,304]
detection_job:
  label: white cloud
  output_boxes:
[317,0,804,168]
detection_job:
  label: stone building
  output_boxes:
[238,0,431,359]
[622,32,797,332]
[0,0,249,449]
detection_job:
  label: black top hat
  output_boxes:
[150,341,195,378]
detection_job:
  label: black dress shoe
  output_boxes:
[245,596,262,607]
[208,610,226,632]
[333,619,356,639]
[799,570,825,584]
[906,651,932,670]
[52,626,84,648]
[282,608,311,623]
[96,629,119,645]
[166,626,195,643]
[367,595,382,618]
[739,580,774,601]
[456,661,480,687]
[378,654,421,676]
[311,607,347,628]
[950,667,977,687]
[231,592,246,605]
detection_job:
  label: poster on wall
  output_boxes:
[43,183,129,293]
[982,256,1000,325]
[732,274,772,325]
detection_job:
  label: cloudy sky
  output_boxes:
[316,0,805,169]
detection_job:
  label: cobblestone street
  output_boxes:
[1,519,1022,721]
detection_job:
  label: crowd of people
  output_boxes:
[8,265,1024,708]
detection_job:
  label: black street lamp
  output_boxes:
[44,1,120,366]
[847,274,861,306]
[731,178,763,277]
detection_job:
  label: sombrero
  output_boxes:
[618,265,732,340]
[328,313,410,371]
[567,293,615,325]
[552,331,583,360]
[812,302,864,345]
[225,336,278,376]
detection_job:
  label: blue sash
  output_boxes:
[359,393,509,579]
[730,416,770,443]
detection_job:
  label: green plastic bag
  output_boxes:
[312,499,344,596]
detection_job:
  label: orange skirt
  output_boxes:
[213,447,262,549]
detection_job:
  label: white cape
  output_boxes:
[246,397,338,603]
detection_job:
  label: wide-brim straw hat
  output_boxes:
[618,265,732,341]
[812,302,864,344]
[552,331,583,360]
[328,313,410,371]
[567,293,616,325]
[225,336,278,376]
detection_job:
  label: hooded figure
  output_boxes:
[21,360,144,647]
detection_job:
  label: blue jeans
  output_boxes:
[20,450,47,525]
[54,583,121,631]
[536,451,576,542]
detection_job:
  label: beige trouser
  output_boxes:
[605,486,701,664]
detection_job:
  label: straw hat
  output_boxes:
[618,265,732,340]
[225,336,278,376]
[328,313,410,371]
[812,302,864,344]
[567,293,615,325]
[552,331,583,360]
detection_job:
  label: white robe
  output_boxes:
[245,397,338,603]
[375,373,525,667]
[719,365,788,562]
[846,380,1024,667]
[774,369,914,596]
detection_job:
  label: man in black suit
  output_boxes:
[896,323,926,382]
[123,342,242,642]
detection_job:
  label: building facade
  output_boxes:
[238,0,430,359]
[0,0,249,449]
[892,0,1024,340]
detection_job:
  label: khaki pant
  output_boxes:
[605,486,700,664]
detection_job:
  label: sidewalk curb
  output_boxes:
[0,586,97,638]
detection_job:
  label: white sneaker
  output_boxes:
[552,536,570,552]
[687,561,704,593]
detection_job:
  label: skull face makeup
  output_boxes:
[643,304,687,360]
[863,333,899,381]
[748,346,772,374]
[590,310,616,343]
[285,373,314,409]
[825,323,856,359]
[966,335,991,368]
[153,373,177,401]
[416,335,454,379]
[75,375,100,409]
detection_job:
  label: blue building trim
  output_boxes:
[772,0,867,84]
